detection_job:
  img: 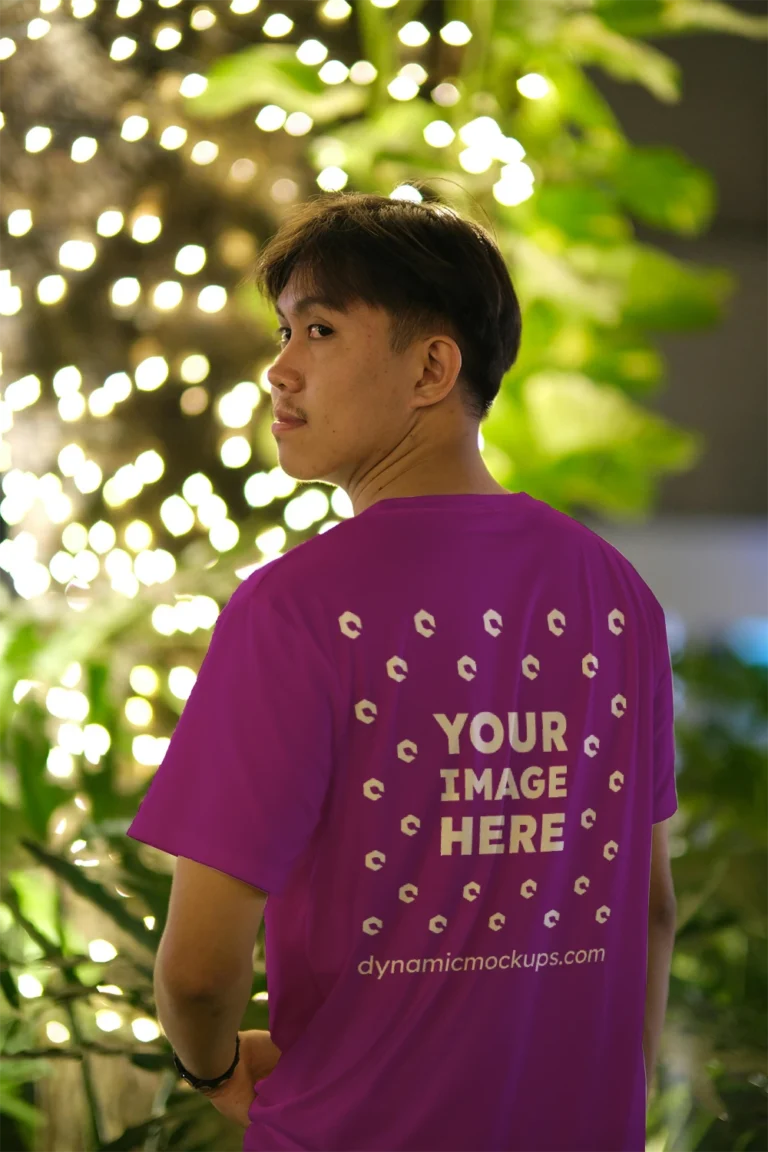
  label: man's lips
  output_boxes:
[272,415,306,432]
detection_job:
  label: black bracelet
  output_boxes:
[172,1033,240,1092]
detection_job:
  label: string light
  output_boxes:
[263,13,293,37]
[370,0,398,7]
[440,21,472,45]
[96,211,124,237]
[158,0,183,6]
[517,73,550,99]
[431,82,460,106]
[0,271,22,316]
[190,7,216,30]
[255,105,287,132]
[155,26,182,50]
[152,281,183,309]
[179,73,207,98]
[131,215,162,243]
[230,0,260,12]
[197,286,227,312]
[387,76,418,101]
[121,115,149,142]
[318,61,348,85]
[458,147,493,174]
[321,0,351,20]
[159,126,187,149]
[349,61,377,85]
[423,120,455,148]
[284,112,313,136]
[175,244,206,274]
[398,21,429,46]
[391,185,423,202]
[317,166,348,192]
[180,354,209,383]
[0,39,16,60]
[190,140,218,164]
[37,275,67,304]
[40,0,62,11]
[7,210,33,236]
[493,160,535,207]
[229,158,256,182]
[135,356,169,390]
[71,136,98,162]
[59,241,97,270]
[296,39,328,65]
[116,0,142,16]
[72,0,97,17]
[27,19,52,39]
[400,63,427,85]
[110,37,137,60]
[26,127,53,152]
[111,277,140,306]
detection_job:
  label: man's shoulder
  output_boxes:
[227,514,361,610]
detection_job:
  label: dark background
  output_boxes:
[592,0,767,517]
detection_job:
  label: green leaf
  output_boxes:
[616,145,717,236]
[328,99,437,184]
[535,183,631,245]
[0,1096,46,1129]
[595,0,675,37]
[662,0,768,39]
[545,61,626,134]
[0,951,20,1010]
[509,235,623,325]
[623,245,734,330]
[19,839,157,954]
[521,369,682,457]
[558,12,681,102]
[599,0,768,39]
[186,43,367,124]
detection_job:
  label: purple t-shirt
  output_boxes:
[126,492,678,1152]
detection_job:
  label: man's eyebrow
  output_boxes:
[275,295,340,320]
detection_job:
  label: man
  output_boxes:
[127,191,677,1151]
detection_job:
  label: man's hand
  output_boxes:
[201,1029,283,1129]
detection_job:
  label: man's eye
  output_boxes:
[276,324,332,345]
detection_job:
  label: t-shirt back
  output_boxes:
[126,491,678,1152]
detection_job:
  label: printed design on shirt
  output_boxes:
[339,605,627,939]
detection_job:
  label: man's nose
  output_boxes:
[266,352,299,389]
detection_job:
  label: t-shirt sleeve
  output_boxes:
[652,607,679,824]
[125,579,336,896]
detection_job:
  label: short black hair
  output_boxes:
[252,190,522,423]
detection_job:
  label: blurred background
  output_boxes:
[0,1,766,1149]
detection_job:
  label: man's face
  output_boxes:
[267,277,421,491]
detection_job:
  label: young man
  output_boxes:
[128,193,677,1151]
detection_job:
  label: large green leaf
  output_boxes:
[521,369,701,467]
[509,235,624,324]
[622,246,734,329]
[667,0,768,38]
[558,12,681,101]
[185,44,367,124]
[616,145,717,236]
[598,0,768,39]
[535,183,631,244]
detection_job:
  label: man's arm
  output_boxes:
[643,817,677,1100]
[644,913,676,1093]
[154,961,254,1081]
[152,857,268,1080]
